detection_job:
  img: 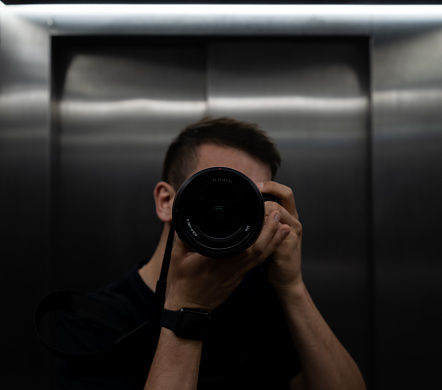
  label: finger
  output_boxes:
[236,210,288,273]
[264,199,297,229]
[259,181,298,219]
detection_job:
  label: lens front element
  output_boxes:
[173,167,265,258]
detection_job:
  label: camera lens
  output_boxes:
[173,167,265,258]
[196,184,243,239]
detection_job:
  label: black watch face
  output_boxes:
[178,309,210,339]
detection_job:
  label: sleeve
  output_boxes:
[55,310,160,390]
[54,265,160,389]
[55,313,140,390]
[241,266,302,386]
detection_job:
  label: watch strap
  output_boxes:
[161,308,211,340]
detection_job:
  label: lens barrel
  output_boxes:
[173,167,265,258]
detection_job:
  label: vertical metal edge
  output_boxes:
[371,12,442,390]
[367,32,376,390]
[47,32,57,390]
[2,4,442,389]
[0,5,53,387]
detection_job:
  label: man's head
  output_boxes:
[162,117,281,191]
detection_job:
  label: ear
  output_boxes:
[154,181,176,223]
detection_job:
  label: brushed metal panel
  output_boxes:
[207,39,371,379]
[0,7,52,389]
[51,38,207,291]
[1,4,442,390]
[372,23,442,390]
[8,4,372,37]
[7,4,442,39]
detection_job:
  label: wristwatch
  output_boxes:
[161,308,211,340]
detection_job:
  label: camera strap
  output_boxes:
[34,291,163,368]
[34,290,144,358]
[35,222,175,360]
[155,220,175,309]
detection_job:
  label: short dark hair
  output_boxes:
[162,117,281,190]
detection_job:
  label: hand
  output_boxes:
[257,181,303,294]
[164,206,290,311]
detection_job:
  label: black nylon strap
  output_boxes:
[35,290,136,335]
[34,290,142,358]
[35,223,176,359]
[161,308,211,340]
[160,308,180,329]
[155,221,175,309]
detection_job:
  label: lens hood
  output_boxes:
[173,167,265,258]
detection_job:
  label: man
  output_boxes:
[57,117,366,390]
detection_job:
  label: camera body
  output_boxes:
[173,167,273,258]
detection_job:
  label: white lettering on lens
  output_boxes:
[186,219,198,236]
[212,178,233,184]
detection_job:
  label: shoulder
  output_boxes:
[57,261,157,354]
[89,261,157,325]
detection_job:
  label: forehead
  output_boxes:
[190,144,272,183]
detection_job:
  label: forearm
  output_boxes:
[144,328,202,390]
[279,282,366,390]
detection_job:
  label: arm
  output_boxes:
[144,328,202,390]
[144,207,288,389]
[283,282,366,390]
[259,181,366,390]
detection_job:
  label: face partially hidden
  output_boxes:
[155,143,273,225]
[188,144,272,186]
[172,144,273,258]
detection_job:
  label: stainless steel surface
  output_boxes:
[372,21,442,389]
[6,4,442,37]
[7,4,373,36]
[52,38,207,289]
[207,39,371,374]
[0,6,52,388]
[1,4,442,390]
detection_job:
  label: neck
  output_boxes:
[138,223,171,291]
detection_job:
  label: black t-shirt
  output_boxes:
[57,261,301,389]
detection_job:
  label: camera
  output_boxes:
[173,167,276,258]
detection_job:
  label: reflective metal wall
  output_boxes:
[372,19,442,387]
[0,5,52,388]
[1,5,441,390]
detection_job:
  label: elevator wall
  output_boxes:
[1,5,442,390]
[51,34,371,378]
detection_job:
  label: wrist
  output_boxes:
[164,299,184,311]
[160,327,203,344]
[161,306,211,340]
[273,278,308,305]
[165,298,212,312]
